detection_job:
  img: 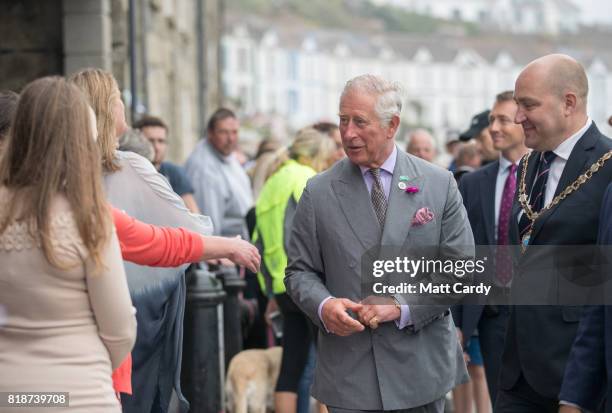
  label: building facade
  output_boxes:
[221,17,612,149]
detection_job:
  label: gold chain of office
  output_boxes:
[518,150,612,222]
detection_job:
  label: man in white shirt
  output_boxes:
[496,54,612,412]
[184,108,253,240]
[454,90,529,407]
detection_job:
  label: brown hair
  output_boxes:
[456,142,481,167]
[495,90,515,104]
[134,115,168,132]
[207,108,236,133]
[312,121,339,136]
[254,138,282,159]
[69,68,121,172]
[0,90,19,140]
[0,77,111,270]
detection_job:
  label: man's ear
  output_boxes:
[387,115,400,139]
[564,91,578,116]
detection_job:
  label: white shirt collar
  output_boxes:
[359,145,397,176]
[552,117,592,161]
[498,155,513,173]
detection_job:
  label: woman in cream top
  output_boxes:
[0,77,136,412]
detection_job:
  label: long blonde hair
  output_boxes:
[0,77,111,269]
[69,68,121,172]
[267,127,336,178]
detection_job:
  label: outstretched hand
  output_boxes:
[227,236,261,273]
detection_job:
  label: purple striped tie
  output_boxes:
[496,163,517,285]
[518,151,557,240]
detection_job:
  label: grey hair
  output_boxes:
[341,74,403,126]
[118,128,155,162]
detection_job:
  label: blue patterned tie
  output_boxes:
[518,151,557,240]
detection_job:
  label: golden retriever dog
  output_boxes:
[226,346,282,413]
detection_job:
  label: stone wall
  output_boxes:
[115,0,223,162]
[0,0,64,91]
[0,0,222,164]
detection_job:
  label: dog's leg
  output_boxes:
[247,382,267,413]
[232,381,248,413]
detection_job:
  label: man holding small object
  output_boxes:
[285,74,474,412]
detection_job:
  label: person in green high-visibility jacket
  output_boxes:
[252,127,336,413]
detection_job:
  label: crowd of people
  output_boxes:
[1,52,612,413]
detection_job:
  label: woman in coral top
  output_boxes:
[110,206,260,395]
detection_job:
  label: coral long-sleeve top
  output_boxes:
[110,206,205,394]
[112,206,204,266]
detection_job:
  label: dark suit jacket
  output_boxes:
[559,182,612,412]
[452,160,499,344]
[501,122,612,399]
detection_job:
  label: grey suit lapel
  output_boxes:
[331,162,381,252]
[381,151,423,247]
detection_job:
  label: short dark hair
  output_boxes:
[207,108,236,132]
[495,90,515,104]
[0,90,19,140]
[133,115,168,132]
[312,121,339,136]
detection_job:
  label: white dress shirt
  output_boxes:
[544,118,592,206]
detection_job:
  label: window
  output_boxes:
[288,90,299,113]
[515,10,522,24]
[239,86,249,110]
[237,48,248,74]
[288,51,299,80]
[220,46,228,72]
[479,10,488,23]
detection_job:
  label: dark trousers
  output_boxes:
[495,374,558,413]
[275,293,313,392]
[479,305,510,406]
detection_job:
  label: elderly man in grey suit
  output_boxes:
[285,74,473,413]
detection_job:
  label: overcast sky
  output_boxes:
[579,0,612,25]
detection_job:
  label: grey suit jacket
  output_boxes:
[285,148,473,410]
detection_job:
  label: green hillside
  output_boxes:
[225,0,478,35]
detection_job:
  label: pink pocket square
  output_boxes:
[412,207,434,226]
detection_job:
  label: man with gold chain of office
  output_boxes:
[495,53,612,412]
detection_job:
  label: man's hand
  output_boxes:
[456,328,464,348]
[321,298,365,336]
[356,296,401,328]
[558,405,581,413]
